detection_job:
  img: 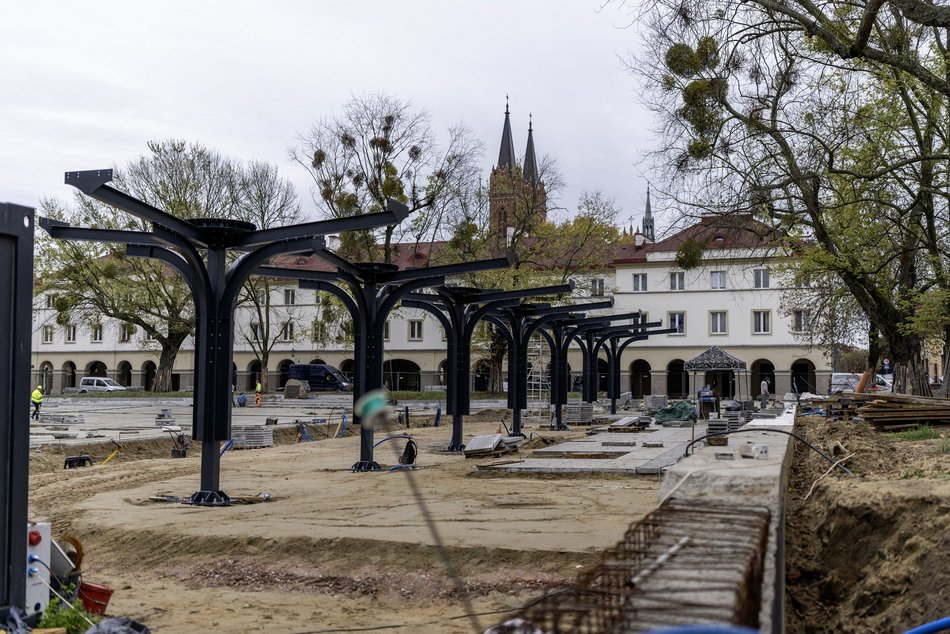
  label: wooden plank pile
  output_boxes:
[843,391,950,430]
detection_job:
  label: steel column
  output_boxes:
[0,203,34,610]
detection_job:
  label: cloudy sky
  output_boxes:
[0,1,661,230]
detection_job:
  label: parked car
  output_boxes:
[287,364,353,392]
[828,372,891,394]
[78,377,127,393]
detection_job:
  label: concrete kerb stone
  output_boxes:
[657,406,796,633]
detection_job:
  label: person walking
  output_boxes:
[759,377,770,410]
[30,385,44,420]
[255,380,262,407]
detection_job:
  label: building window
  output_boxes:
[45,294,55,309]
[383,321,390,341]
[42,326,54,344]
[792,310,811,333]
[711,271,727,290]
[669,312,685,335]
[591,278,605,297]
[312,319,327,342]
[632,273,647,293]
[64,324,76,343]
[753,310,771,334]
[408,320,423,341]
[670,272,685,291]
[284,289,296,305]
[119,324,134,343]
[251,322,262,342]
[710,311,727,335]
[753,269,770,289]
[281,321,295,342]
[144,330,155,341]
[91,323,103,343]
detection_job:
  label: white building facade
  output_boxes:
[31,214,828,399]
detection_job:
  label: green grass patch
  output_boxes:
[887,424,941,441]
[899,468,950,479]
[932,441,950,454]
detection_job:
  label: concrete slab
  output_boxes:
[485,423,708,474]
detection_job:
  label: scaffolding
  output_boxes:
[526,331,551,425]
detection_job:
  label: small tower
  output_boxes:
[523,114,538,187]
[642,185,655,242]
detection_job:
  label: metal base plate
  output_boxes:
[446,443,466,452]
[189,490,231,506]
[351,460,381,472]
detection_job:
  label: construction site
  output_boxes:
[16,384,949,633]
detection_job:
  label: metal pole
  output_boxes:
[0,204,33,610]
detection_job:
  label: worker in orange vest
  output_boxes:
[255,380,262,407]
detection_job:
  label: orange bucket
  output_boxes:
[78,580,113,615]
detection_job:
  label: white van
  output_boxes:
[828,372,892,394]
[78,377,127,393]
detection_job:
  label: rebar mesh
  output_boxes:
[495,501,771,633]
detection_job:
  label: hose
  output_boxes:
[683,428,854,476]
[372,435,413,449]
[644,626,759,634]
[904,617,950,634]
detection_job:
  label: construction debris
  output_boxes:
[462,433,526,458]
[845,391,950,430]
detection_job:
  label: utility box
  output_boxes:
[25,521,51,616]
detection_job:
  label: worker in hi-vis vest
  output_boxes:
[255,380,262,407]
[30,385,44,420]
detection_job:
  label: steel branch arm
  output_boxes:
[223,236,325,307]
[386,254,513,283]
[399,299,453,335]
[379,277,447,318]
[229,200,409,248]
[484,315,515,348]
[312,249,366,278]
[125,244,199,295]
[469,283,573,304]
[37,217,162,246]
[257,265,356,287]
[65,170,206,244]
[299,280,360,321]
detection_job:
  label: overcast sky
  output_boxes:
[0,1,662,231]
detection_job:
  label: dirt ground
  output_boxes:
[28,419,661,633]
[785,416,950,634]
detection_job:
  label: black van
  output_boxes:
[287,364,353,392]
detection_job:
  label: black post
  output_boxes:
[0,204,33,610]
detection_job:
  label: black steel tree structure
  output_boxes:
[484,300,614,435]
[256,255,516,467]
[41,169,408,504]
[399,283,572,449]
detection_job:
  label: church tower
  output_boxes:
[488,99,547,248]
[642,185,655,242]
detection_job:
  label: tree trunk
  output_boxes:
[261,367,270,393]
[890,336,932,396]
[154,345,178,392]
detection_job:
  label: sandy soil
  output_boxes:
[28,419,661,633]
[785,416,950,634]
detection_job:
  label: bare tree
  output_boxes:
[291,93,482,263]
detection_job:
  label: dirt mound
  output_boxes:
[786,416,950,633]
[175,556,570,600]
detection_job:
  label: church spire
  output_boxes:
[643,184,655,242]
[496,96,516,173]
[523,113,538,186]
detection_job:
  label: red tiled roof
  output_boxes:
[611,214,781,265]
